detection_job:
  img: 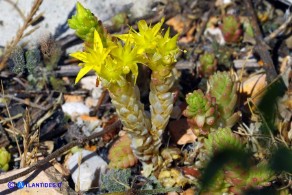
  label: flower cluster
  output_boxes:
[70,12,179,85]
[116,19,179,74]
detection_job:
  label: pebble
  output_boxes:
[0,0,154,47]
[62,102,90,118]
[67,150,108,191]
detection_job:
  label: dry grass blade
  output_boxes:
[0,81,22,158]
[0,0,43,71]
[0,94,47,110]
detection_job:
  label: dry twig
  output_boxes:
[245,0,278,83]
[264,15,292,43]
[0,94,47,110]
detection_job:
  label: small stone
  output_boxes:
[67,150,107,192]
[80,76,98,91]
[62,102,90,118]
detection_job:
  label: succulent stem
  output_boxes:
[149,70,175,151]
[107,78,162,176]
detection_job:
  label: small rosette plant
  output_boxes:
[201,128,274,194]
[108,134,138,169]
[199,53,217,77]
[183,90,218,136]
[209,71,241,128]
[204,128,244,158]
[219,15,243,44]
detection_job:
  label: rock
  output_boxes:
[0,0,154,46]
[204,27,226,45]
[67,150,107,192]
[80,76,98,91]
[75,116,103,137]
[61,102,90,119]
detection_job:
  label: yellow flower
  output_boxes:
[100,57,128,83]
[154,28,179,66]
[115,18,179,72]
[116,18,165,54]
[70,30,113,84]
[110,41,140,83]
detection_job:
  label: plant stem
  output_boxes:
[108,79,162,176]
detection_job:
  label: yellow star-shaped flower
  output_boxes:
[70,30,113,84]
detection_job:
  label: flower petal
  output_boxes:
[93,30,103,52]
[70,52,88,62]
[75,65,93,84]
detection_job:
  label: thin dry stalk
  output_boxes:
[0,94,47,110]
[0,81,22,157]
[75,151,82,193]
[20,109,31,168]
[0,0,43,71]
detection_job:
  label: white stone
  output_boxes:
[80,76,99,91]
[204,27,226,45]
[62,102,90,117]
[67,150,108,191]
[0,0,154,46]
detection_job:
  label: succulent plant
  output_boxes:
[204,128,244,159]
[0,147,11,171]
[201,128,274,194]
[201,169,230,194]
[225,163,273,194]
[199,53,217,77]
[183,90,218,136]
[219,15,243,43]
[118,20,179,157]
[108,134,138,169]
[209,71,241,128]
[69,3,179,176]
